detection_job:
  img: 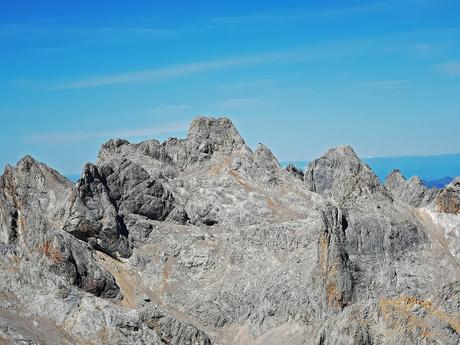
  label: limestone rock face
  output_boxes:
[304,145,425,257]
[436,177,460,215]
[304,145,389,204]
[385,169,438,208]
[385,172,460,261]
[63,163,131,258]
[0,156,121,300]
[0,117,459,345]
[186,116,246,158]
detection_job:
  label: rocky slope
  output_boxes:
[0,116,459,345]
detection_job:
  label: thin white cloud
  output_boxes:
[439,61,460,76]
[21,29,453,93]
[357,79,408,89]
[413,42,434,53]
[355,79,460,90]
[216,79,276,91]
[51,42,362,90]
[53,52,304,90]
[212,0,394,24]
[147,104,191,113]
[27,121,188,144]
[0,23,177,38]
[221,98,262,107]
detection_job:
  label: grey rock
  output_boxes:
[285,164,304,180]
[0,156,121,299]
[0,117,459,345]
[185,116,247,165]
[304,145,425,256]
[435,177,460,215]
[63,163,131,258]
[385,169,438,208]
[98,159,176,222]
[304,145,391,205]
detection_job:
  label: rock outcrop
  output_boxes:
[63,163,131,258]
[0,156,121,299]
[0,117,459,345]
[436,177,460,215]
[285,164,304,180]
[385,169,439,207]
[304,145,425,257]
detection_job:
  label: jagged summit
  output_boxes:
[187,116,246,154]
[100,138,131,151]
[387,168,403,179]
[304,143,389,205]
[385,169,438,208]
[0,116,459,345]
[97,116,250,171]
[1,154,74,217]
[326,144,359,157]
[254,143,280,166]
[5,154,54,176]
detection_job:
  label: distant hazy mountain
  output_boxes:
[65,174,80,182]
[422,176,454,188]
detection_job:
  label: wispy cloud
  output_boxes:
[53,54,288,89]
[0,23,177,38]
[26,121,188,144]
[51,42,361,90]
[212,0,394,24]
[216,79,276,91]
[221,98,262,108]
[147,104,191,113]
[355,79,460,90]
[413,42,434,53]
[438,61,460,76]
[357,79,409,89]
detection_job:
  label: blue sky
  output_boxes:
[1,0,460,174]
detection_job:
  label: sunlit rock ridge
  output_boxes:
[0,116,459,345]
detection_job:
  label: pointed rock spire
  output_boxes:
[304,145,389,205]
[385,170,438,208]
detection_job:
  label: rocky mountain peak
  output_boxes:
[385,170,438,208]
[186,116,246,155]
[0,116,459,345]
[304,144,388,205]
[410,175,424,184]
[0,155,73,215]
[254,143,280,167]
[101,138,131,151]
[386,169,405,185]
[304,146,426,257]
[330,144,359,158]
[16,154,40,168]
[3,155,61,182]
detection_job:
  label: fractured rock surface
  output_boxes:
[436,177,460,215]
[0,116,459,345]
[385,169,439,208]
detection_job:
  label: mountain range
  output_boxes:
[0,117,459,345]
